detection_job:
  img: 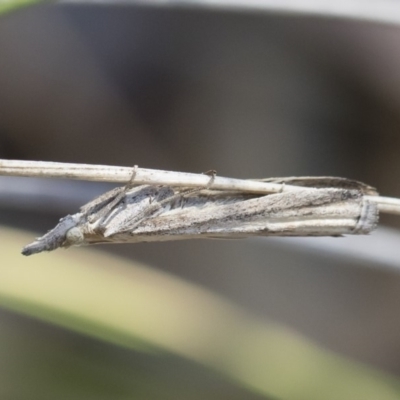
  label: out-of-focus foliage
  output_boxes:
[1,226,400,400]
[0,0,44,15]
[1,2,400,398]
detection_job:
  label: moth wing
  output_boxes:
[254,176,378,195]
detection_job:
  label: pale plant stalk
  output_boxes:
[0,158,399,215]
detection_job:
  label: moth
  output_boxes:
[22,177,379,256]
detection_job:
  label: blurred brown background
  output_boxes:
[1,2,400,399]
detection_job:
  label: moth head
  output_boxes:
[65,227,85,247]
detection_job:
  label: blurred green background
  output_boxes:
[2,1,400,399]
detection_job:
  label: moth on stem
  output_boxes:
[0,159,397,256]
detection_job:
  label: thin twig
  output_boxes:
[0,159,301,193]
[1,158,400,215]
[366,195,400,215]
